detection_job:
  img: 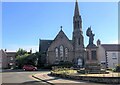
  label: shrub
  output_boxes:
[42,64,53,69]
[56,61,73,68]
[115,65,120,72]
[43,61,73,70]
[107,68,113,71]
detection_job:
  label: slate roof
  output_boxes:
[0,49,7,56]
[39,39,73,53]
[6,52,16,56]
[39,29,73,53]
[39,40,53,53]
[101,44,120,51]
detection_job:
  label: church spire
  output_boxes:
[72,0,84,49]
[74,0,80,16]
[73,0,82,31]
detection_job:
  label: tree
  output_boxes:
[26,53,38,66]
[16,53,30,68]
[16,48,27,56]
[15,49,41,69]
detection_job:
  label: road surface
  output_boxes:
[1,70,48,85]
[1,70,109,85]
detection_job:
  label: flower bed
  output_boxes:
[50,71,120,84]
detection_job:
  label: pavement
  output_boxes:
[32,72,107,85]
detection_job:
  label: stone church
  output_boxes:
[39,1,86,67]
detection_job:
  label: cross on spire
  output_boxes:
[60,26,63,30]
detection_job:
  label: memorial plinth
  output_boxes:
[85,27,101,73]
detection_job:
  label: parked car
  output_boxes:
[23,65,37,71]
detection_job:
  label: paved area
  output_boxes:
[33,72,84,83]
[1,69,113,85]
[33,72,109,85]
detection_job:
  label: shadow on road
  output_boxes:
[22,80,49,85]
[1,81,49,85]
[2,69,50,73]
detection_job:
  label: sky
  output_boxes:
[2,1,118,52]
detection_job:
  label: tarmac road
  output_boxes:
[1,69,112,85]
[1,70,49,85]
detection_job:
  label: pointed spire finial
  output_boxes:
[74,0,79,16]
[90,26,91,29]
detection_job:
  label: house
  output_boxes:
[0,49,17,69]
[97,40,120,69]
[0,49,8,69]
[6,52,17,69]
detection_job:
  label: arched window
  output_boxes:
[55,48,58,58]
[60,45,64,60]
[65,48,68,61]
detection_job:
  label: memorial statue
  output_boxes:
[86,26,95,45]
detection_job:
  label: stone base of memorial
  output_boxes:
[85,44,101,73]
[85,63,102,74]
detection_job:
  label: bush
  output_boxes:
[55,61,73,68]
[43,61,74,70]
[42,64,55,69]
[107,68,113,71]
[115,65,120,72]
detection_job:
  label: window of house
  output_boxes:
[60,45,64,60]
[112,53,117,59]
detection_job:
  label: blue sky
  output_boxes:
[2,2,118,52]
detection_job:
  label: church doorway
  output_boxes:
[77,58,83,68]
